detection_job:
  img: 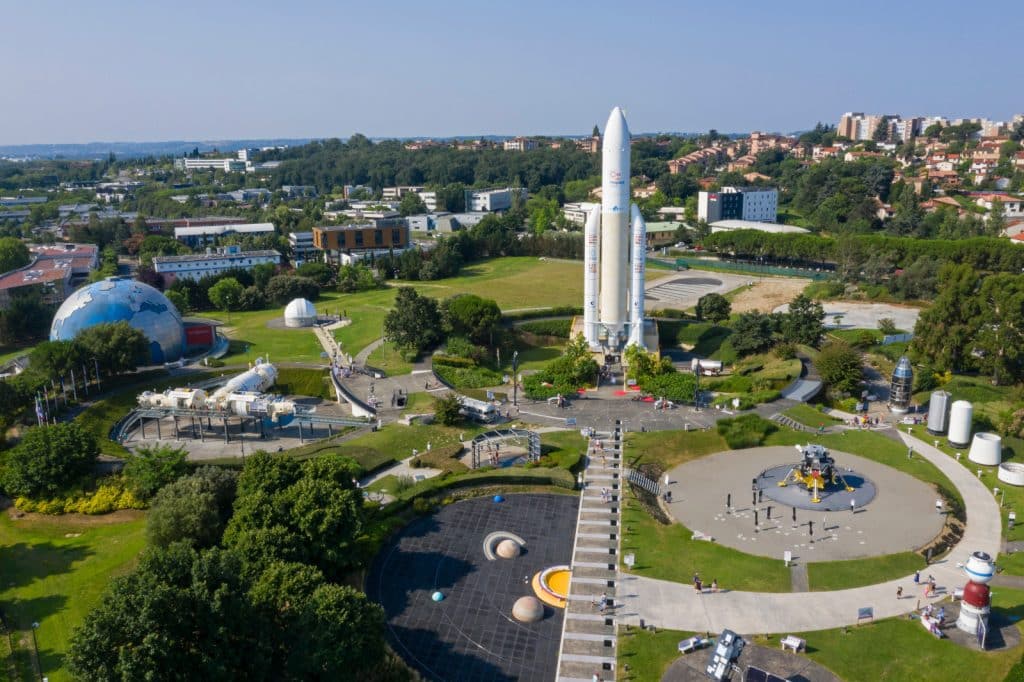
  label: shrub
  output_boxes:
[433,364,503,389]
[716,414,777,449]
[432,353,477,369]
[518,319,572,337]
[412,497,435,515]
[774,342,797,359]
[15,479,146,515]
[642,372,697,403]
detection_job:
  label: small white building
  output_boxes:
[153,246,281,285]
[174,222,276,247]
[976,194,1024,219]
[465,187,528,212]
[563,202,600,226]
[284,298,317,327]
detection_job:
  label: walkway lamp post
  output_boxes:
[511,351,519,407]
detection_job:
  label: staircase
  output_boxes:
[556,423,624,681]
[771,413,812,432]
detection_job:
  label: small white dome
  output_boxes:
[284,298,317,327]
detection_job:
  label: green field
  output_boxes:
[783,403,841,429]
[0,512,147,682]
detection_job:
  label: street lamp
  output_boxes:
[511,351,520,407]
[31,622,41,681]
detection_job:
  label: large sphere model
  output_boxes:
[512,596,544,623]
[50,277,185,364]
[496,539,521,559]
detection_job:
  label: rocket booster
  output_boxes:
[599,107,631,337]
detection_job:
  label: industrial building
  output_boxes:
[153,246,281,285]
[312,223,410,263]
[465,187,528,212]
[174,222,276,247]
[698,187,778,223]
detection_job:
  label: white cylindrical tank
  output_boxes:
[628,205,647,348]
[284,298,317,328]
[208,359,278,406]
[968,432,1002,466]
[948,400,973,448]
[998,462,1024,486]
[926,390,951,435]
[582,207,600,347]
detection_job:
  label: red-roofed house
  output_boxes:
[0,243,98,308]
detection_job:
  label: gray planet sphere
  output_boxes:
[50,277,185,364]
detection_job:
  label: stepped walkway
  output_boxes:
[555,426,624,682]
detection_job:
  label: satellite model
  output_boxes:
[777,444,854,503]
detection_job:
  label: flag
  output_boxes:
[34,395,44,425]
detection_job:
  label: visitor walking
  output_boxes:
[913,570,920,584]
[897,586,903,599]
[711,578,719,593]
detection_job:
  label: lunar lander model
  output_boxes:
[777,444,854,503]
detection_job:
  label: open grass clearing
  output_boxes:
[366,342,414,376]
[617,626,696,682]
[0,512,147,682]
[624,428,729,472]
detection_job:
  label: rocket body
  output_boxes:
[599,107,631,344]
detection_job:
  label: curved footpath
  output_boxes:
[616,431,1002,633]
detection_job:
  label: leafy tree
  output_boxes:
[0,292,52,345]
[336,262,381,293]
[251,262,277,289]
[165,288,188,313]
[815,342,863,394]
[208,276,244,312]
[383,287,443,353]
[443,294,502,345]
[433,393,463,426]
[294,261,334,287]
[398,191,427,216]
[974,274,1024,385]
[730,312,774,356]
[782,294,825,347]
[238,285,267,311]
[877,318,898,336]
[123,444,188,500]
[696,293,731,323]
[265,275,320,305]
[67,544,266,681]
[1,422,97,497]
[912,264,981,372]
[147,466,238,549]
[988,199,1008,236]
[74,321,149,374]
[0,236,30,274]
[28,340,83,378]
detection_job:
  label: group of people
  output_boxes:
[913,570,938,597]
[692,573,719,594]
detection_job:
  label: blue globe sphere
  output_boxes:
[50,277,185,364]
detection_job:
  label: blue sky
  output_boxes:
[2,0,1020,144]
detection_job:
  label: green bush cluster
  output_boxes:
[643,372,698,402]
[518,319,572,337]
[716,414,778,449]
[502,305,583,322]
[523,335,597,400]
[433,364,504,389]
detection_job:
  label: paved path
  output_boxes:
[556,429,622,682]
[616,431,1001,633]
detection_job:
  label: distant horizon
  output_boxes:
[2,1,1020,146]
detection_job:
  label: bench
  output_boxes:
[781,635,805,653]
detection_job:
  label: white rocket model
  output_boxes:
[582,107,647,351]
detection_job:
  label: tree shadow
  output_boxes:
[1,594,71,678]
[367,547,476,617]
[0,541,94,589]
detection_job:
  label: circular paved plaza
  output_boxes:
[665,446,945,560]
[366,494,578,682]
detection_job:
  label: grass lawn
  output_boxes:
[400,391,435,414]
[0,512,147,682]
[538,430,587,470]
[624,429,728,472]
[620,492,791,592]
[515,341,564,372]
[274,367,332,399]
[366,342,414,376]
[218,291,349,364]
[784,403,841,429]
[333,288,396,357]
[337,422,486,473]
[617,626,695,682]
[657,320,733,357]
[808,551,925,591]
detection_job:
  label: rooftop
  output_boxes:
[174,222,275,237]
[153,249,281,265]
[710,219,809,234]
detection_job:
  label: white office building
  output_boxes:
[562,202,600,226]
[174,222,275,247]
[153,246,281,284]
[698,187,778,223]
[288,231,318,264]
[174,158,248,172]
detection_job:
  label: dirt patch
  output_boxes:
[730,277,808,313]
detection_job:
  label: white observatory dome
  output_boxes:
[283,298,317,328]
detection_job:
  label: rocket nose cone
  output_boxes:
[605,107,629,138]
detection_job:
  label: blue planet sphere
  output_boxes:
[50,277,185,364]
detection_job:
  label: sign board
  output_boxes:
[624,553,635,568]
[732,398,740,408]
[486,390,494,400]
[566,417,577,427]
[626,378,637,387]
[857,607,873,621]
[783,551,792,566]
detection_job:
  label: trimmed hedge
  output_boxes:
[503,306,583,322]
[518,319,572,337]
